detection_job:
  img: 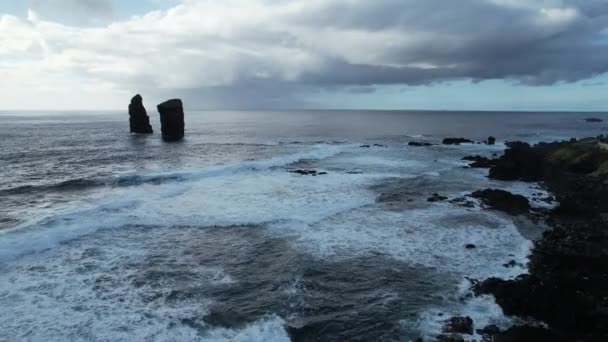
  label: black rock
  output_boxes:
[289,169,327,176]
[443,138,474,145]
[462,155,497,168]
[477,324,500,336]
[585,118,603,123]
[487,136,496,145]
[360,144,371,148]
[428,193,448,202]
[408,141,432,147]
[465,244,476,249]
[443,316,474,335]
[157,99,185,141]
[492,326,568,342]
[489,141,543,181]
[471,189,531,215]
[436,335,464,342]
[128,94,153,134]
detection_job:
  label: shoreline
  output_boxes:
[438,136,608,341]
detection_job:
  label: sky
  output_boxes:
[1,0,607,111]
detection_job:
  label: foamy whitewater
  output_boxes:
[0,110,605,341]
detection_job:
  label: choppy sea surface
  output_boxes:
[0,110,606,341]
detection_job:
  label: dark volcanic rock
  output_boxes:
[289,170,327,176]
[462,155,497,168]
[487,136,496,145]
[408,141,433,147]
[471,189,530,215]
[128,94,153,134]
[428,193,448,202]
[467,137,608,341]
[442,316,473,335]
[157,99,185,141]
[465,244,476,249]
[436,335,464,342]
[585,118,603,123]
[476,324,500,336]
[442,138,474,145]
[492,326,568,342]
[489,141,543,181]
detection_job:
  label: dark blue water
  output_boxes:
[0,110,605,341]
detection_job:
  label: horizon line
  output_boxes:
[1,108,606,114]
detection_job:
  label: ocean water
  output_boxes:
[0,110,606,341]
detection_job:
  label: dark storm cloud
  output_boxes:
[287,0,608,86]
[5,0,608,109]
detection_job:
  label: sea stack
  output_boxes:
[157,99,185,141]
[128,94,153,134]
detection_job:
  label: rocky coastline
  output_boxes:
[444,136,608,341]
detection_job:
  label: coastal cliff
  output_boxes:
[469,137,608,341]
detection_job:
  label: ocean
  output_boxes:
[0,110,606,341]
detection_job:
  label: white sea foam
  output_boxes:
[0,140,537,341]
[0,144,372,262]
[202,316,290,342]
[274,204,531,280]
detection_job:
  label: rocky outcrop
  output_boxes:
[289,170,328,176]
[585,118,603,123]
[427,193,448,202]
[157,99,185,142]
[443,317,473,335]
[469,138,608,341]
[488,142,543,181]
[408,141,433,147]
[442,138,473,145]
[471,189,530,215]
[462,155,497,168]
[128,94,153,134]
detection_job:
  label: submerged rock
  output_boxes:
[408,141,433,147]
[585,118,603,123]
[442,138,474,145]
[128,94,153,134]
[442,316,474,335]
[157,99,185,141]
[471,189,530,215]
[462,155,497,168]
[427,193,448,202]
[289,169,328,176]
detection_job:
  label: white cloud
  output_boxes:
[0,0,607,109]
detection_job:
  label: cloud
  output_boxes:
[1,0,607,108]
[27,0,115,25]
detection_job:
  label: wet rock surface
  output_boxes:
[468,137,608,342]
[128,94,153,134]
[488,141,543,181]
[462,155,497,168]
[442,316,473,335]
[471,189,531,215]
[442,138,474,145]
[427,193,448,202]
[289,169,328,176]
[585,118,603,123]
[409,141,433,147]
[157,99,185,142]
